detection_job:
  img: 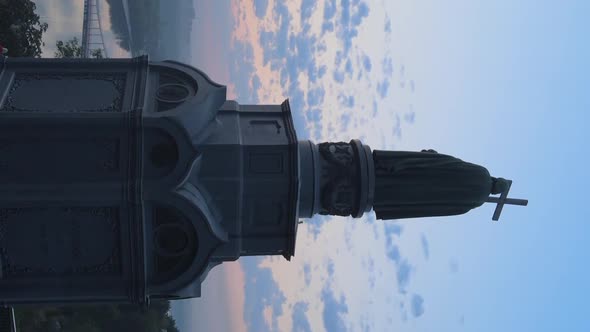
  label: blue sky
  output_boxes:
[222,1,590,331]
[37,0,590,331]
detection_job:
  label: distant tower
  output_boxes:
[0,55,525,306]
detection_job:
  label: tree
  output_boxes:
[54,37,104,59]
[0,0,48,57]
[91,49,104,59]
[54,38,82,58]
[15,301,180,332]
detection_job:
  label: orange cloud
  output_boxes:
[230,0,286,104]
[222,261,248,332]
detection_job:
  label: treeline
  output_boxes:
[104,0,161,54]
[104,0,129,50]
[15,300,179,332]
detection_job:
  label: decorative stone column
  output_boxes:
[298,140,375,218]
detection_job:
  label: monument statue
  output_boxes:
[0,55,526,307]
[373,149,510,219]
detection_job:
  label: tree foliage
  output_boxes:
[54,37,103,59]
[14,301,180,332]
[91,48,104,59]
[54,38,83,58]
[0,0,48,57]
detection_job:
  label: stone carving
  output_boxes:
[317,142,358,216]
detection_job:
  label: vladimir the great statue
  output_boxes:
[372,149,511,219]
[0,55,526,307]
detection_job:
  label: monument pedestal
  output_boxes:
[0,55,525,306]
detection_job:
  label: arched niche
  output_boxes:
[152,66,199,113]
[145,186,227,297]
[143,129,180,179]
[150,205,198,285]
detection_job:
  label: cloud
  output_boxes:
[292,34,317,71]
[404,107,416,124]
[323,0,337,21]
[352,2,370,26]
[303,263,312,287]
[340,0,351,27]
[305,108,322,124]
[304,215,329,240]
[382,57,394,76]
[307,87,326,107]
[322,286,349,332]
[345,58,353,75]
[253,0,269,18]
[228,1,424,328]
[322,21,335,33]
[257,3,291,70]
[344,226,355,251]
[286,84,310,134]
[384,17,392,33]
[372,99,378,116]
[336,0,370,56]
[396,259,412,293]
[384,223,403,237]
[229,41,258,103]
[377,79,390,98]
[241,257,286,332]
[383,223,414,293]
[384,223,403,262]
[340,113,352,132]
[300,0,316,25]
[338,94,355,108]
[362,55,372,72]
[333,70,346,83]
[420,233,429,260]
[327,259,335,278]
[363,256,376,289]
[252,75,262,93]
[410,294,425,317]
[386,243,400,263]
[392,113,402,138]
[292,302,313,332]
[318,65,327,78]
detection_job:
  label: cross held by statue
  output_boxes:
[485,180,528,221]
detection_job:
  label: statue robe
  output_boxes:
[372,150,499,220]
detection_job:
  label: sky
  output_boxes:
[36,0,590,331]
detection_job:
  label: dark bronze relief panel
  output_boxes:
[0,73,126,113]
[0,207,121,279]
[317,142,358,217]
